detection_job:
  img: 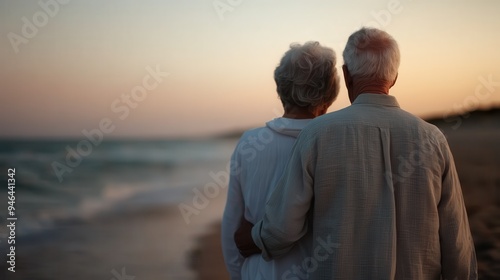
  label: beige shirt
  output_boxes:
[252,94,477,280]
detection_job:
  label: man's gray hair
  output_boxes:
[274,41,340,109]
[343,27,400,82]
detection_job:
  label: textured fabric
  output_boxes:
[252,93,478,280]
[222,117,313,280]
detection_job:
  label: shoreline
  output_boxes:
[0,200,225,280]
[1,204,194,279]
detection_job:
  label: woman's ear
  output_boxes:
[310,104,327,117]
[318,105,327,116]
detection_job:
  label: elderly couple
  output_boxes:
[221,27,477,280]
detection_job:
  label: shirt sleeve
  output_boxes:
[221,145,245,280]
[252,133,315,261]
[438,137,478,279]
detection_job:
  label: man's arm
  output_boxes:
[221,151,245,280]
[438,140,478,279]
[251,134,315,261]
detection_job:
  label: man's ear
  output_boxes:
[342,65,352,88]
[390,73,398,88]
[343,65,357,104]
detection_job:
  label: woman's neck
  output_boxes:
[282,104,323,119]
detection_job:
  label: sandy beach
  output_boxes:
[442,126,500,278]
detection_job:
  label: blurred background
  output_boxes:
[0,0,499,279]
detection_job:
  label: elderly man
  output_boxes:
[236,27,477,279]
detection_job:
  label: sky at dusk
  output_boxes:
[1,0,499,138]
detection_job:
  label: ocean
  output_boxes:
[0,138,238,279]
[0,138,237,235]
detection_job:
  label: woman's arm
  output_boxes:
[221,148,245,280]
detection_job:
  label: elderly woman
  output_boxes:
[221,41,340,280]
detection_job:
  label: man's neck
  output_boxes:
[348,78,391,103]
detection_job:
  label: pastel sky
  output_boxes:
[1,0,499,138]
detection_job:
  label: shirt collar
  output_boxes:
[352,93,400,108]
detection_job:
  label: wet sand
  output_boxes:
[0,187,229,280]
[190,223,230,280]
[1,205,198,279]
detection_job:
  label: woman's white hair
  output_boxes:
[274,41,340,110]
[342,27,400,82]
